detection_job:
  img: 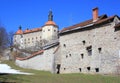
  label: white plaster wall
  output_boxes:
[42,25,58,41]
[16,46,57,72]
[23,31,42,48]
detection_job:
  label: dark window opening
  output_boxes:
[54,30,56,32]
[79,68,81,72]
[87,67,91,71]
[86,46,92,56]
[114,37,117,39]
[66,55,68,58]
[81,54,84,59]
[48,29,50,31]
[69,54,71,57]
[98,48,102,53]
[63,44,66,47]
[56,64,61,74]
[64,68,66,70]
[20,35,23,38]
[82,40,86,45]
[95,68,99,72]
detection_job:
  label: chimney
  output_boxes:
[93,7,98,22]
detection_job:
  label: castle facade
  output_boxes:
[14,8,120,74]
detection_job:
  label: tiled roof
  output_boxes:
[60,14,116,34]
[45,20,56,26]
[23,28,42,34]
[15,29,23,35]
[16,50,44,60]
[15,27,42,35]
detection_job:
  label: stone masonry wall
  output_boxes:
[59,21,120,74]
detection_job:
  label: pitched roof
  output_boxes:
[15,27,42,35]
[60,14,116,34]
[15,29,23,35]
[23,28,42,34]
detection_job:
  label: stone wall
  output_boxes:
[16,45,58,72]
[59,21,120,74]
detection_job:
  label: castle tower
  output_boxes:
[42,10,58,43]
[13,26,24,49]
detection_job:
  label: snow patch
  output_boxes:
[0,64,33,75]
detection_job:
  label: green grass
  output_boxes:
[0,60,120,83]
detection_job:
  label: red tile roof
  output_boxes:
[15,29,23,35]
[23,28,42,34]
[16,50,44,60]
[60,15,116,33]
[45,20,56,26]
[15,28,42,35]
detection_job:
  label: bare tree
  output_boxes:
[8,31,14,47]
[0,27,8,53]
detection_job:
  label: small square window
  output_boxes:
[86,46,92,56]
[98,48,102,53]
[81,54,84,59]
[63,44,66,47]
[95,68,99,72]
[87,67,91,71]
[66,55,68,58]
[82,40,86,45]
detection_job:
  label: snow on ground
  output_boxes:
[0,64,33,75]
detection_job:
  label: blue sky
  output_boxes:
[0,0,120,32]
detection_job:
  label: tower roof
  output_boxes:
[45,20,56,26]
[15,26,23,35]
[45,10,56,26]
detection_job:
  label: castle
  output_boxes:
[14,8,120,74]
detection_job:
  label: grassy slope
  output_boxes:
[0,60,120,83]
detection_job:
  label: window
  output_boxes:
[98,48,102,53]
[81,54,84,59]
[48,29,50,31]
[54,29,56,32]
[63,44,66,47]
[32,38,34,40]
[36,37,38,39]
[66,55,68,58]
[87,67,91,71]
[64,68,66,70]
[79,68,81,72]
[20,35,23,38]
[95,68,99,72]
[86,46,92,56]
[69,54,71,57]
[28,38,30,41]
[82,40,86,45]
[24,39,26,41]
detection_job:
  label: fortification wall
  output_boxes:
[16,46,57,72]
[59,22,120,74]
